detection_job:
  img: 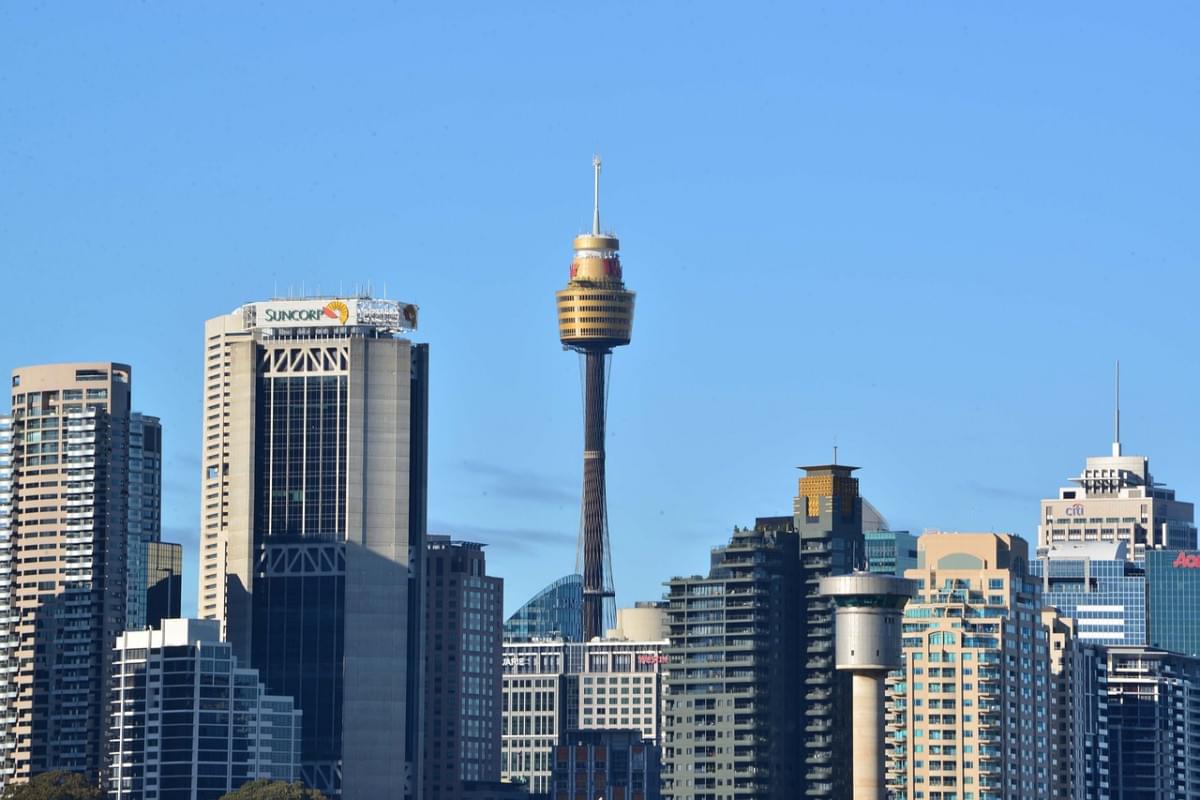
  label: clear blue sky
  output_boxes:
[3,3,1199,617]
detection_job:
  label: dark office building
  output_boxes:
[200,298,427,800]
[145,541,182,628]
[424,536,504,800]
[553,729,660,800]
[795,465,863,800]
[504,575,584,643]
[662,517,802,799]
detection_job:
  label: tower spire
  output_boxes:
[592,154,601,235]
[1113,360,1122,457]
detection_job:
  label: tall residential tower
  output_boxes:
[0,363,166,785]
[555,157,636,641]
[199,297,427,800]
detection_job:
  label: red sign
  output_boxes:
[1174,552,1200,568]
[637,654,668,665]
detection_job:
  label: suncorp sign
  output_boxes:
[247,298,417,333]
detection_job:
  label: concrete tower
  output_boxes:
[819,574,915,800]
[556,156,636,641]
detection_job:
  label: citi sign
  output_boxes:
[1173,552,1200,569]
[1064,504,1085,517]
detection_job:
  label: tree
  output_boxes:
[0,771,103,800]
[219,779,328,800]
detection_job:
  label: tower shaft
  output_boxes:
[580,349,615,640]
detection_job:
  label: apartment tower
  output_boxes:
[662,517,803,800]
[796,464,864,800]
[555,156,636,641]
[198,297,427,800]
[886,533,1053,800]
[0,363,142,784]
[423,536,503,800]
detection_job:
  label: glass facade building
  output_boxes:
[200,298,428,800]
[1146,549,1200,658]
[865,530,917,576]
[145,542,182,628]
[108,619,302,800]
[1031,542,1147,645]
[504,574,584,642]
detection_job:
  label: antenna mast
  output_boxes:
[592,154,602,235]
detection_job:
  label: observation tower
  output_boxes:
[555,156,636,641]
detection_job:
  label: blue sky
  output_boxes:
[3,3,1199,616]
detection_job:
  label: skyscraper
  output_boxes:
[0,363,166,785]
[198,297,427,800]
[662,518,803,800]
[1031,541,1147,646]
[126,413,163,631]
[886,533,1053,800]
[796,464,864,799]
[555,157,636,641]
[423,536,503,800]
[1037,399,1195,558]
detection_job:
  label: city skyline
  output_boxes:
[5,4,1200,621]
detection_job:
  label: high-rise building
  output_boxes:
[796,465,864,799]
[555,157,636,642]
[886,533,1053,800]
[504,575,584,643]
[1031,541,1146,646]
[1040,611,1077,800]
[864,530,917,576]
[107,619,303,800]
[502,630,668,796]
[1092,646,1200,798]
[126,413,163,631]
[552,729,661,800]
[145,541,182,629]
[1146,548,1200,658]
[424,536,503,800]
[819,574,915,800]
[0,363,153,784]
[661,518,802,800]
[198,297,427,799]
[1037,427,1195,558]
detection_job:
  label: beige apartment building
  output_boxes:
[886,533,1056,800]
[0,363,134,785]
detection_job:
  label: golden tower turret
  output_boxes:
[556,156,636,641]
[556,159,636,347]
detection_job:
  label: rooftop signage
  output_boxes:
[245,298,418,333]
[1173,552,1200,569]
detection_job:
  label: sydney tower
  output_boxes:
[555,157,636,641]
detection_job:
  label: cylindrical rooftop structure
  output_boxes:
[820,572,916,800]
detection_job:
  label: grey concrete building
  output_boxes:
[107,619,302,800]
[662,517,803,800]
[198,297,427,800]
[424,536,504,800]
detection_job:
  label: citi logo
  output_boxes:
[1065,504,1085,516]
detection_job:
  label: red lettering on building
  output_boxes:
[1173,552,1200,568]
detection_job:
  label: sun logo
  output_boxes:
[322,301,350,325]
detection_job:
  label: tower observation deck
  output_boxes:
[556,156,636,641]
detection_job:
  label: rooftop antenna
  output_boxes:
[833,444,838,465]
[592,154,602,235]
[1112,360,1122,457]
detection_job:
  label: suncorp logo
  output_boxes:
[1173,552,1200,569]
[263,300,350,325]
